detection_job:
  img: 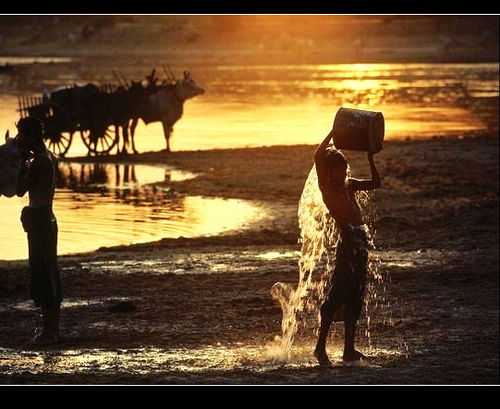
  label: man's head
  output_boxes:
[324,147,348,186]
[16,117,44,156]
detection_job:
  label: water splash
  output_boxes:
[269,163,385,360]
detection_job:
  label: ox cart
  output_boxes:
[16,67,205,157]
[17,82,123,157]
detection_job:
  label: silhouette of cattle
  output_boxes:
[128,70,205,153]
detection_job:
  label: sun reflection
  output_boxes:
[0,63,496,156]
[384,261,416,268]
[335,79,386,92]
[0,162,268,261]
[0,56,73,65]
[255,251,300,260]
[57,161,198,189]
[0,342,406,376]
[0,296,136,313]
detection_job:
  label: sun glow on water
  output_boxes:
[0,162,267,261]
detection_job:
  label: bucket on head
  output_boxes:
[332,107,385,153]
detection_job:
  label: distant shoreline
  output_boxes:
[0,15,497,66]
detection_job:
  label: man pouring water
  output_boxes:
[313,107,383,365]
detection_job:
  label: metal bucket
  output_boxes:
[332,107,385,153]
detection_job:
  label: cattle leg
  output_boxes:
[121,122,130,155]
[131,130,138,154]
[130,118,139,154]
[162,122,173,153]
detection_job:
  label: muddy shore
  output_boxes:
[0,15,498,385]
[0,134,498,385]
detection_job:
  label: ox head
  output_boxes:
[176,71,205,100]
[0,130,20,197]
[126,80,149,113]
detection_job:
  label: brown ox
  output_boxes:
[128,70,205,153]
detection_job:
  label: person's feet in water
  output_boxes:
[28,305,60,346]
[314,348,332,367]
[31,331,59,346]
[342,349,366,362]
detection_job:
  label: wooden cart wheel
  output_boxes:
[80,124,119,156]
[41,102,75,158]
[45,131,74,157]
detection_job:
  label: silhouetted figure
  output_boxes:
[129,71,205,153]
[313,127,380,366]
[16,117,62,345]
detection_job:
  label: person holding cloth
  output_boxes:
[16,117,62,345]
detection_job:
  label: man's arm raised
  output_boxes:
[349,152,381,191]
[314,128,335,187]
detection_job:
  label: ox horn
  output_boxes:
[121,74,130,87]
[112,71,125,88]
[166,65,177,82]
[5,130,10,141]
[161,65,171,82]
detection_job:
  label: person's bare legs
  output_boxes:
[314,298,341,367]
[342,306,366,361]
[31,303,60,345]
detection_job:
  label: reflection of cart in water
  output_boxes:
[18,82,126,157]
[56,161,180,205]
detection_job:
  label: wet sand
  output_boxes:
[0,15,498,385]
[0,134,498,385]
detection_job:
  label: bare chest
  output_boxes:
[320,184,363,225]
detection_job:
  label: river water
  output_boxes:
[0,60,498,260]
[0,162,267,260]
[1,61,497,155]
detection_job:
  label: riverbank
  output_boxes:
[1,16,498,83]
[0,134,498,384]
[0,14,498,385]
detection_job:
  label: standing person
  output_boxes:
[16,117,62,345]
[313,127,381,365]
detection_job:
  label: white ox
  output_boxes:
[129,71,205,153]
[0,131,19,197]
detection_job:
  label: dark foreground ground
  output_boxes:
[0,14,498,385]
[0,134,498,385]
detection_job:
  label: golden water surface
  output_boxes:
[0,163,266,261]
[0,62,497,155]
[0,61,497,259]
